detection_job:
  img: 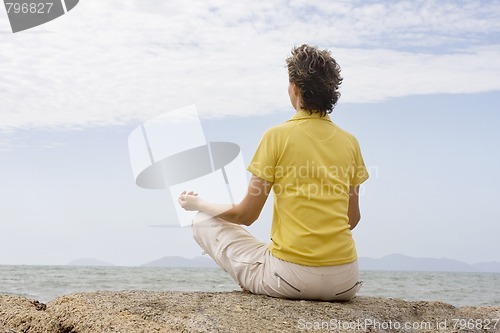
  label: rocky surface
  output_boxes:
[1,291,499,332]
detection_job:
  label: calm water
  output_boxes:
[0,266,498,307]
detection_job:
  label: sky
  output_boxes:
[0,0,499,266]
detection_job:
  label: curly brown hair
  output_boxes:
[286,44,343,117]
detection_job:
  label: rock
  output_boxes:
[1,291,499,332]
[0,295,65,333]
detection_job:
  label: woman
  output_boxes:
[178,44,369,301]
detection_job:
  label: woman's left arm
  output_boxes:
[178,175,272,226]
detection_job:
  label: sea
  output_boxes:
[0,266,499,307]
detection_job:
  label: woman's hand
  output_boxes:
[178,191,200,211]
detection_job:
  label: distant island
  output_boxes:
[65,254,500,272]
[358,254,500,273]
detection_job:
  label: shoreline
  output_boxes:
[1,291,499,332]
[2,266,499,308]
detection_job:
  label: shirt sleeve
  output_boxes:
[247,128,277,183]
[350,136,369,187]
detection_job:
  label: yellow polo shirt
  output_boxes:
[247,110,369,266]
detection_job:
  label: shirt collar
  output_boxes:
[289,109,332,122]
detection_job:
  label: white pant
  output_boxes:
[192,213,361,301]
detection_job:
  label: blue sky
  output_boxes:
[0,0,499,265]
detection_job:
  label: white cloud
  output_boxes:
[0,0,499,130]
[336,46,500,103]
